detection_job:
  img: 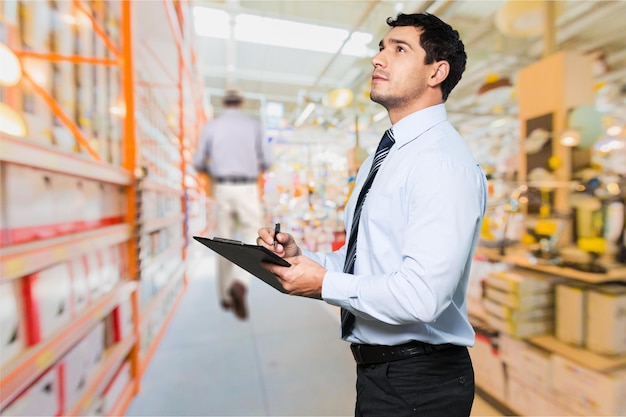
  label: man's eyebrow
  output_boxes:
[379,37,414,50]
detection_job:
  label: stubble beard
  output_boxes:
[370,89,408,113]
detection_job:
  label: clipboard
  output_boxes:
[192,236,290,294]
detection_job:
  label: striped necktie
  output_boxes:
[341,128,395,337]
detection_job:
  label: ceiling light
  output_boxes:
[607,125,623,136]
[294,103,315,127]
[193,7,230,38]
[0,42,22,86]
[372,111,387,123]
[325,88,353,109]
[193,6,373,57]
[559,130,581,147]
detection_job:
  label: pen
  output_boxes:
[273,223,280,248]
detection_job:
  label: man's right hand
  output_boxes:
[257,226,301,258]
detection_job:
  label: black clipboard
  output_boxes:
[193,236,290,294]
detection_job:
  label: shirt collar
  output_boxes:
[390,104,447,148]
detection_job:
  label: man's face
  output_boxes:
[370,26,435,111]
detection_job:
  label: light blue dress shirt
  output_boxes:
[192,109,273,177]
[306,104,487,346]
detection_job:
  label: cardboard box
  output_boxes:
[485,285,553,309]
[51,172,82,235]
[586,284,626,355]
[22,263,72,343]
[487,269,555,294]
[101,361,131,415]
[484,298,553,322]
[2,164,56,244]
[486,313,553,338]
[469,333,506,403]
[84,252,103,301]
[0,365,62,416]
[69,257,89,315]
[551,354,626,416]
[85,321,105,372]
[20,58,54,145]
[100,182,125,226]
[61,337,91,410]
[506,376,576,416]
[0,280,25,367]
[499,334,552,390]
[555,283,587,347]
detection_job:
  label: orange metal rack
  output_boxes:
[0,1,205,415]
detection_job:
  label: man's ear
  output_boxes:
[428,61,449,87]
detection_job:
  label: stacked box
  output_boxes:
[61,337,91,411]
[101,361,131,415]
[69,256,89,315]
[22,262,72,344]
[551,354,626,416]
[0,365,62,416]
[18,1,54,145]
[0,280,25,367]
[469,332,506,402]
[555,283,589,347]
[586,283,626,355]
[483,270,555,338]
[49,0,78,153]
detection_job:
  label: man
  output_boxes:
[193,87,273,320]
[258,13,487,416]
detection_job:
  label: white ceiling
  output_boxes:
[133,0,626,139]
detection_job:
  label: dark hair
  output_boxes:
[386,13,466,101]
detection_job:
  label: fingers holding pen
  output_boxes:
[257,225,301,257]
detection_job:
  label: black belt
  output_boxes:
[214,176,257,184]
[350,341,455,365]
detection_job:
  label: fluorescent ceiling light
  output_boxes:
[294,103,316,127]
[193,6,373,57]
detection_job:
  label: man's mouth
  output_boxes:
[372,72,388,82]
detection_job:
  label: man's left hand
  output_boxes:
[262,255,326,299]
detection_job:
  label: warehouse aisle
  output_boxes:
[126,247,503,416]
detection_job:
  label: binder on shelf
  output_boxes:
[193,236,291,294]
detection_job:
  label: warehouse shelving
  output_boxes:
[0,280,137,409]
[470,243,626,416]
[0,1,205,415]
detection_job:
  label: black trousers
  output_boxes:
[354,345,474,417]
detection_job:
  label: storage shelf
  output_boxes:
[140,263,185,323]
[106,375,136,417]
[528,335,626,372]
[476,246,626,283]
[140,279,186,377]
[140,178,183,195]
[0,281,137,409]
[67,333,136,416]
[0,134,132,186]
[141,239,185,276]
[0,224,132,282]
[142,214,185,234]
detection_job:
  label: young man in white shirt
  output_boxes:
[258,13,487,417]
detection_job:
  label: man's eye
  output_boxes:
[397,46,405,52]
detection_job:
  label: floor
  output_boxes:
[126,248,505,416]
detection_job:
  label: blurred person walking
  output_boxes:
[257,13,487,416]
[193,88,274,320]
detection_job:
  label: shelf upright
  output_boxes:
[120,0,141,402]
[0,1,138,415]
